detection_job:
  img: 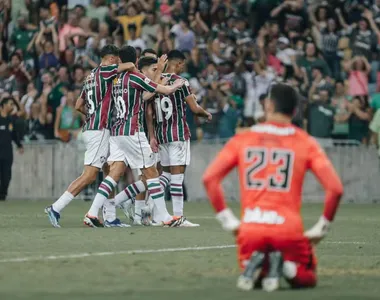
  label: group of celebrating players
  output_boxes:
[44,43,345,292]
[45,44,211,228]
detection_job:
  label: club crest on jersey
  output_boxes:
[8,123,13,131]
[184,80,189,87]
[144,78,151,84]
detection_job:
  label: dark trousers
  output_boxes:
[0,157,12,200]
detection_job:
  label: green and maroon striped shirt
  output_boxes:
[80,64,118,131]
[154,73,191,144]
[111,71,158,136]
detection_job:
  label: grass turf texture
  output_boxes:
[0,201,379,300]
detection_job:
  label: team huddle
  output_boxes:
[45,45,211,228]
[44,45,344,292]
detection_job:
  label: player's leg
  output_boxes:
[168,140,197,226]
[84,135,126,227]
[101,163,130,228]
[133,173,147,225]
[281,238,317,289]
[46,130,109,227]
[236,227,267,291]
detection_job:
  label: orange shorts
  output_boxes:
[236,224,316,271]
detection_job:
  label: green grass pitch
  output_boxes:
[0,200,380,300]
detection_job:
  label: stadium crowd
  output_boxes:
[1,0,380,144]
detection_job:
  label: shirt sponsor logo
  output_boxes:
[243,207,285,225]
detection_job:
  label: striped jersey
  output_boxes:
[80,64,118,131]
[154,73,191,144]
[111,71,158,136]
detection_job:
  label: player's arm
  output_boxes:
[131,73,184,99]
[185,94,212,121]
[142,55,168,101]
[100,64,135,81]
[154,79,184,96]
[305,139,344,244]
[75,96,86,116]
[202,137,240,233]
[146,102,158,152]
[117,62,136,73]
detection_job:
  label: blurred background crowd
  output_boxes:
[1,0,380,144]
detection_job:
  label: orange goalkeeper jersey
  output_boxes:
[203,122,343,227]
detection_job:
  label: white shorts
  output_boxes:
[82,129,110,169]
[136,152,161,176]
[159,140,191,167]
[108,132,155,169]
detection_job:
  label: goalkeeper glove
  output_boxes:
[216,208,240,233]
[304,216,330,245]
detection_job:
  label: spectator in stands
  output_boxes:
[332,80,350,140]
[306,87,335,139]
[348,96,372,144]
[346,56,371,97]
[54,90,83,143]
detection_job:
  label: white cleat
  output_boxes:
[179,218,200,227]
[262,278,280,292]
[141,205,152,226]
[133,219,143,226]
[119,199,135,224]
[237,275,254,291]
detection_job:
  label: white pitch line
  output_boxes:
[0,241,369,264]
[0,245,236,264]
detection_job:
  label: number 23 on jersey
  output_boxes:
[244,147,294,192]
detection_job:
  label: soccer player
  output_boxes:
[84,46,185,228]
[45,45,136,228]
[202,83,344,292]
[150,50,212,226]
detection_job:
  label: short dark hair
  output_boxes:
[119,45,137,63]
[141,48,157,57]
[167,50,186,61]
[10,52,22,61]
[0,97,15,107]
[73,64,84,73]
[138,57,157,71]
[99,44,119,58]
[269,83,298,116]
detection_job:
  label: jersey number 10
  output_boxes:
[245,148,294,192]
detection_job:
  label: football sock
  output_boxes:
[88,176,117,217]
[147,178,171,222]
[171,173,184,216]
[114,180,145,207]
[159,172,171,190]
[102,198,116,222]
[52,191,74,213]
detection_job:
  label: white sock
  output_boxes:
[114,180,146,207]
[159,171,171,190]
[102,198,116,222]
[134,200,145,221]
[147,178,171,222]
[88,176,117,217]
[52,191,74,213]
[171,173,184,216]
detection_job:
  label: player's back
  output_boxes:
[82,64,118,131]
[233,122,321,234]
[155,73,191,144]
